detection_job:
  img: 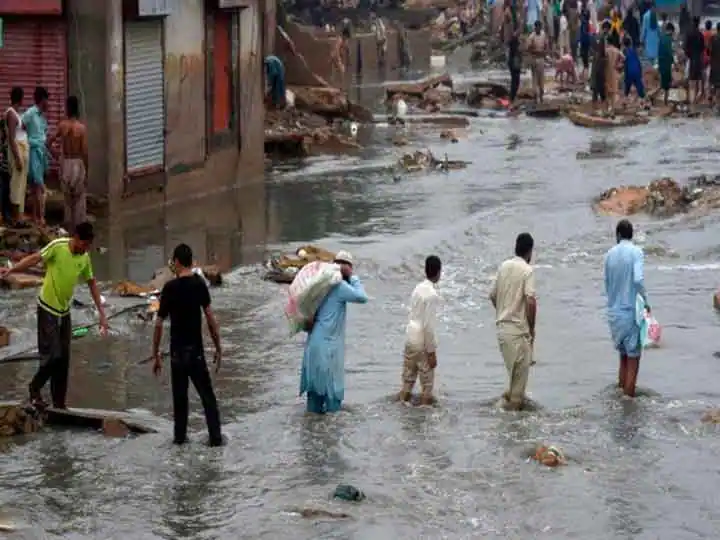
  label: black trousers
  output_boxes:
[509,66,521,102]
[170,345,222,445]
[30,306,72,408]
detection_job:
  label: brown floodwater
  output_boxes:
[1,98,720,539]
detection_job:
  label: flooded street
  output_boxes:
[3,109,720,539]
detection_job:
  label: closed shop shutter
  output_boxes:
[0,18,67,177]
[212,11,231,133]
[124,20,165,173]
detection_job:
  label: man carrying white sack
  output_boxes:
[299,251,368,414]
[399,255,441,406]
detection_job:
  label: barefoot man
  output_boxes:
[604,219,649,398]
[47,96,88,232]
[490,233,537,410]
[400,255,441,405]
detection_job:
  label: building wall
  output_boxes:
[65,0,267,212]
[279,20,431,91]
[164,0,206,172]
[66,0,111,196]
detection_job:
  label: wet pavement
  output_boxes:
[2,108,720,538]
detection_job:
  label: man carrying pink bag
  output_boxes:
[285,251,368,414]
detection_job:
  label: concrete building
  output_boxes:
[0,0,272,215]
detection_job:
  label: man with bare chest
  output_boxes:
[47,96,88,232]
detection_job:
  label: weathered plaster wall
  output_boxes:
[164,0,206,172]
[66,0,110,196]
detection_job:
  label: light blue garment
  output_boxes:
[526,0,540,28]
[604,240,648,358]
[21,105,49,185]
[640,10,660,62]
[300,276,368,412]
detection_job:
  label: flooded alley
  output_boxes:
[2,107,720,538]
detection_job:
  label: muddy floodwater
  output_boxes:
[3,108,720,539]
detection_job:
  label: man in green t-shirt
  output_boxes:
[0,222,108,408]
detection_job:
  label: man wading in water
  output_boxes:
[400,255,441,406]
[490,233,537,411]
[0,222,108,408]
[152,243,223,446]
[47,96,88,233]
[604,220,649,398]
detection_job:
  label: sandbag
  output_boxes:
[285,261,342,335]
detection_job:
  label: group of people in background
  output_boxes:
[0,87,89,233]
[501,0,720,114]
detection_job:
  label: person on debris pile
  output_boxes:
[559,10,570,55]
[703,20,714,103]
[527,20,549,104]
[622,35,646,104]
[508,33,523,105]
[47,96,88,233]
[604,219,650,398]
[592,28,608,111]
[709,22,720,110]
[152,243,223,447]
[551,0,562,51]
[399,255,441,406]
[4,86,28,226]
[490,233,537,411]
[22,87,50,227]
[0,222,108,409]
[608,7,623,47]
[300,250,367,414]
[640,4,660,66]
[579,3,593,80]
[679,4,690,42]
[542,0,555,51]
[622,8,640,50]
[605,32,625,115]
[658,22,675,106]
[264,55,287,110]
[685,16,706,104]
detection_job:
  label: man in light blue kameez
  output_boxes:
[604,219,650,398]
[300,250,368,414]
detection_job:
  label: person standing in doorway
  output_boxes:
[22,87,50,227]
[5,86,28,225]
[370,12,388,71]
[490,233,537,411]
[300,250,368,414]
[0,222,108,408]
[604,219,650,398]
[527,21,549,104]
[152,243,223,446]
[0,102,10,224]
[47,96,88,233]
[399,255,441,406]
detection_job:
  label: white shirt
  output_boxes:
[405,279,440,353]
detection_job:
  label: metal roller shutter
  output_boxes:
[0,18,68,179]
[124,20,165,172]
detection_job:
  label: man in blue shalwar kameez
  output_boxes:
[300,250,368,414]
[604,219,650,398]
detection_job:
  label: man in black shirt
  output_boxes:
[152,243,223,446]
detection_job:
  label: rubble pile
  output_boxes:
[593,175,720,217]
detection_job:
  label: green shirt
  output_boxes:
[38,238,93,316]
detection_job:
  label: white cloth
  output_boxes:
[405,279,440,353]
